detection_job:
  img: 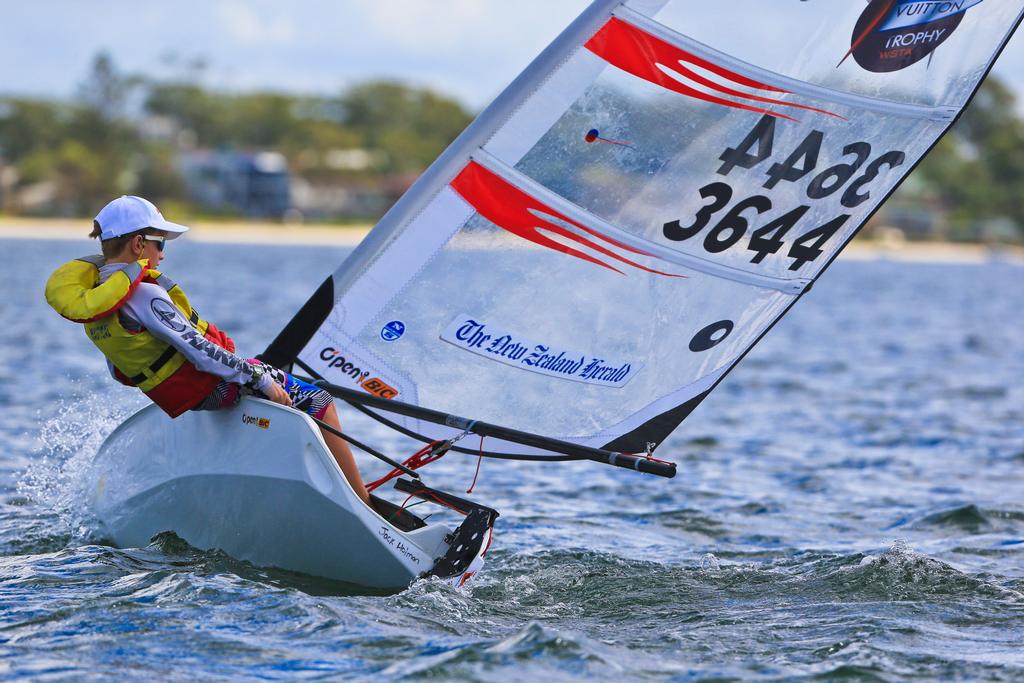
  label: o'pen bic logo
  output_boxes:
[380,320,405,342]
[317,347,401,399]
[241,414,270,429]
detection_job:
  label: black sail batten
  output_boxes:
[605,8,1024,455]
[260,276,334,369]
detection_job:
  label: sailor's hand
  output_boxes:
[262,381,293,407]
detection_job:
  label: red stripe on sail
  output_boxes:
[839,0,898,67]
[450,162,684,278]
[585,18,842,121]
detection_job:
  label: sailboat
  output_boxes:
[88,0,1024,589]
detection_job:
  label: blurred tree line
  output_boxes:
[902,77,1024,241]
[0,53,472,219]
[0,52,1022,239]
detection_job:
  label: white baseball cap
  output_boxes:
[94,195,190,240]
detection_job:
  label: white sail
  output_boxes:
[265,0,1023,455]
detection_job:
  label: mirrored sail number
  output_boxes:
[717,115,907,208]
[663,182,851,270]
[661,115,905,270]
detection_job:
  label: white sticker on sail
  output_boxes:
[440,314,642,388]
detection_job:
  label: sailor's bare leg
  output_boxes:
[318,403,371,504]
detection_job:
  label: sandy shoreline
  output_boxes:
[2,217,1020,264]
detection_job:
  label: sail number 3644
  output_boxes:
[663,115,906,270]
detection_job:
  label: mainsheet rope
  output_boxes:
[465,435,485,494]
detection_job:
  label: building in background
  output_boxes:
[178,150,291,218]
[290,170,415,221]
[175,148,415,222]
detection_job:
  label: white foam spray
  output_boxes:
[17,386,144,543]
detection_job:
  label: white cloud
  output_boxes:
[215,0,298,46]
[357,0,490,54]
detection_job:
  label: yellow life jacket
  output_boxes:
[45,256,230,416]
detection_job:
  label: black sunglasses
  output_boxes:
[142,235,166,252]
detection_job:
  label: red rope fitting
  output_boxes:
[366,440,450,493]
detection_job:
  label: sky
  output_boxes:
[2,1,1024,111]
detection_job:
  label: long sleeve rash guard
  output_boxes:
[99,263,274,393]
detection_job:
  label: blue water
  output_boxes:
[2,238,1022,681]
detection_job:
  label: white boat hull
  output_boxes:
[89,397,488,589]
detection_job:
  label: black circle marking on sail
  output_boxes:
[689,320,734,352]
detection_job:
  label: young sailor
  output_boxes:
[45,195,372,504]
